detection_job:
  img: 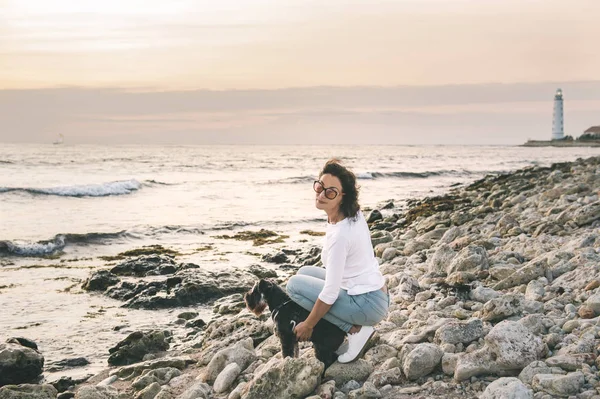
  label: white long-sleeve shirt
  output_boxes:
[318,210,385,305]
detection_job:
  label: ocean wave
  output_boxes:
[0,231,129,257]
[0,160,14,164]
[0,179,150,197]
[276,170,469,184]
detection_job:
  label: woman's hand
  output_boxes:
[294,321,314,341]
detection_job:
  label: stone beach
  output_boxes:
[2,155,600,399]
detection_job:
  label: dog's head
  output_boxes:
[244,279,278,316]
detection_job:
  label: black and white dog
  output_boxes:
[244,278,346,368]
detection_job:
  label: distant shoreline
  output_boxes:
[522,140,600,147]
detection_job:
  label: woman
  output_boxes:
[287,159,389,363]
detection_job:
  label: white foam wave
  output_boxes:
[1,179,142,197]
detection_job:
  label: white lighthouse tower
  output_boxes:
[552,88,564,140]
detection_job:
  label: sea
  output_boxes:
[1,143,600,379]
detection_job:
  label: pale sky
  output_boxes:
[0,0,599,144]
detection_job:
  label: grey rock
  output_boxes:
[434,318,484,345]
[0,340,44,386]
[519,361,552,385]
[214,363,241,394]
[74,386,119,399]
[0,384,57,399]
[134,382,161,399]
[108,330,170,366]
[481,294,524,322]
[324,360,373,386]
[204,338,256,384]
[347,381,381,399]
[132,367,181,391]
[402,343,443,380]
[178,381,211,399]
[241,357,324,399]
[446,245,489,275]
[532,371,585,397]
[480,377,532,399]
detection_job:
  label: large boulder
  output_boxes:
[402,343,443,380]
[81,270,120,291]
[455,321,546,381]
[108,330,170,366]
[241,357,324,399]
[0,339,44,386]
[109,255,179,276]
[105,268,257,309]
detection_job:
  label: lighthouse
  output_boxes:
[552,88,564,140]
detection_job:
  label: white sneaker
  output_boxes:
[337,326,375,363]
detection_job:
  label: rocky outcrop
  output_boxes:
[0,338,44,386]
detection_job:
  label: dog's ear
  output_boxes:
[258,278,275,293]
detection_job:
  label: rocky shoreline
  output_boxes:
[2,155,600,399]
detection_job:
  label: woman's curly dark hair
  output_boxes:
[319,158,361,219]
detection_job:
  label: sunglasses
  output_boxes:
[313,180,340,200]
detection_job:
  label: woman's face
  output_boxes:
[314,173,344,214]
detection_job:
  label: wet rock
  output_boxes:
[108,330,170,366]
[110,255,179,277]
[248,264,277,278]
[81,270,120,291]
[0,339,44,386]
[46,357,90,372]
[261,251,289,264]
[367,210,383,224]
[480,377,532,399]
[241,357,324,399]
[106,268,257,309]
